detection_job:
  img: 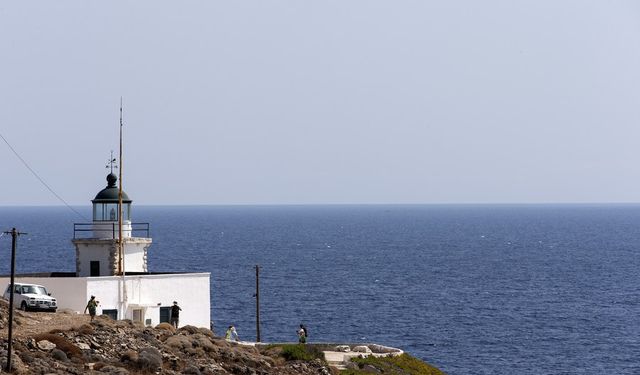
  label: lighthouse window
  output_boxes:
[93,203,131,221]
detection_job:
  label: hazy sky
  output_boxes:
[1,1,639,206]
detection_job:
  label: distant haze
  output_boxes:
[1,1,639,206]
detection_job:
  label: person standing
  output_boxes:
[225,325,239,341]
[170,301,182,329]
[298,324,307,344]
[84,296,99,321]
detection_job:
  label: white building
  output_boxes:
[0,172,211,328]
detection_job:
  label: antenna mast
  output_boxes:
[118,97,128,318]
[118,98,124,276]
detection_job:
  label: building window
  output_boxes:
[102,309,117,320]
[159,307,171,323]
[90,261,100,277]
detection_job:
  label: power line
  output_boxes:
[0,132,89,221]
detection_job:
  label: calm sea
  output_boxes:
[1,205,639,375]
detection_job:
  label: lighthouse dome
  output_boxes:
[92,173,131,203]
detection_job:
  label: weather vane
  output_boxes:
[106,150,118,173]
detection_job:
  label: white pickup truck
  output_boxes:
[2,283,57,312]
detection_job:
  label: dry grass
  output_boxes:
[76,323,95,335]
[155,322,176,333]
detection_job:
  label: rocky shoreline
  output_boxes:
[1,300,444,374]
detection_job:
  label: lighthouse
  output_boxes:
[0,169,211,327]
[72,172,152,277]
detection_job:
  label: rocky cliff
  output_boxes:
[0,299,443,374]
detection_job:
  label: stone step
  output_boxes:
[327,361,346,370]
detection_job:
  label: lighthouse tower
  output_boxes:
[72,172,152,277]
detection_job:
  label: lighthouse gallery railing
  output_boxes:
[73,222,150,239]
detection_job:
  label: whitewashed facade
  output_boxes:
[0,273,210,327]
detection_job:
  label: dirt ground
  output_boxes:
[0,299,91,338]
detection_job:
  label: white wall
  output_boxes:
[87,273,210,328]
[0,273,211,329]
[73,238,151,276]
[0,277,88,312]
[123,242,147,273]
[76,243,113,277]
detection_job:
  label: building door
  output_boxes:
[90,261,100,276]
[102,309,117,320]
[132,309,143,323]
[159,307,171,323]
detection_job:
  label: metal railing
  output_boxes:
[73,222,150,239]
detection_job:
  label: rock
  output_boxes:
[183,365,202,374]
[51,348,69,362]
[335,345,351,352]
[191,333,217,352]
[18,350,35,365]
[77,342,91,350]
[197,327,215,338]
[352,345,372,353]
[37,340,57,351]
[0,350,27,374]
[90,338,102,348]
[368,344,400,354]
[137,347,162,371]
[26,338,36,349]
[120,349,139,363]
[99,365,130,374]
[362,364,382,373]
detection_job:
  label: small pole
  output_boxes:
[255,265,261,342]
[4,228,26,373]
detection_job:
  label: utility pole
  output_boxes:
[3,228,26,373]
[255,265,261,342]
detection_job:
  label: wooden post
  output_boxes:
[4,228,26,373]
[255,265,261,342]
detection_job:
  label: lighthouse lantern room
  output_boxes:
[72,172,152,277]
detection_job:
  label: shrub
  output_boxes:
[77,324,95,335]
[279,344,324,362]
[155,322,176,333]
[137,347,163,371]
[343,353,445,375]
[178,325,199,335]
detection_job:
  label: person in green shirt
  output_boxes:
[84,295,99,321]
[225,325,239,341]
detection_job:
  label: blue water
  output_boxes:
[1,205,639,375]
